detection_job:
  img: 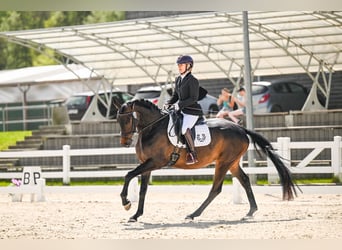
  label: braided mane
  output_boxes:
[132,99,161,113]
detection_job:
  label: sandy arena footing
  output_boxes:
[0,185,341,239]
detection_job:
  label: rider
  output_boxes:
[165,55,203,165]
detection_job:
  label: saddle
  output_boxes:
[167,111,211,148]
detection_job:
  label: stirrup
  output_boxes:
[186,152,198,165]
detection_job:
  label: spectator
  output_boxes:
[216,88,237,118]
[217,87,246,124]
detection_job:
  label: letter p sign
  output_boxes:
[22,167,42,186]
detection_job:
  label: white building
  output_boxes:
[0,64,106,104]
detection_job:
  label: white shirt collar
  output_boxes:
[180,71,189,79]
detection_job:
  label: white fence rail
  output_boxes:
[0,136,341,184]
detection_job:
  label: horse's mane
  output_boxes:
[131,99,162,114]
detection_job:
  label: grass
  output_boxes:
[293,178,337,185]
[0,131,32,151]
[0,179,229,187]
[0,177,337,187]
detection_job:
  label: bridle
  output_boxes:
[117,108,169,138]
[117,111,137,139]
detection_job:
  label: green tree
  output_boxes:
[44,11,91,27]
[0,11,125,70]
[83,11,125,24]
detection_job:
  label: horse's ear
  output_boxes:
[112,96,123,109]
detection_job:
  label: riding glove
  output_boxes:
[163,103,171,110]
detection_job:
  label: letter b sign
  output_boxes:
[22,167,42,186]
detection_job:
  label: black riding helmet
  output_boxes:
[176,55,193,72]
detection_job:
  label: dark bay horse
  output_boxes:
[116,99,297,222]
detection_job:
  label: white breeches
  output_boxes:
[181,111,199,134]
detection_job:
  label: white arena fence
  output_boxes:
[0,136,341,185]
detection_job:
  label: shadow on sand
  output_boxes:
[122,217,301,231]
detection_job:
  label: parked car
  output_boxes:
[252,81,310,113]
[65,89,133,120]
[132,84,219,116]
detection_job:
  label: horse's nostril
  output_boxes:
[120,138,132,147]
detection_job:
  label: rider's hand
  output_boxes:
[173,103,179,111]
[163,103,172,110]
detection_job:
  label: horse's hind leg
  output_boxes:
[230,164,258,219]
[185,163,228,220]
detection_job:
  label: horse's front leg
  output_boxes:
[120,168,137,210]
[120,159,156,222]
[127,172,151,222]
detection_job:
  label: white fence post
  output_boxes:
[232,157,244,204]
[332,136,342,180]
[62,145,71,185]
[268,137,290,184]
[278,137,291,167]
[36,178,46,202]
[267,156,278,184]
[232,177,244,204]
[128,177,139,202]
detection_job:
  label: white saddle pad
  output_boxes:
[167,115,211,148]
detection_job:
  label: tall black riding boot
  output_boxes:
[183,128,198,165]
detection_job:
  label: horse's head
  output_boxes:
[117,102,137,147]
[117,99,164,146]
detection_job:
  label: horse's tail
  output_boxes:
[243,128,298,201]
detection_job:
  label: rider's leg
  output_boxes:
[183,128,198,164]
[181,112,199,165]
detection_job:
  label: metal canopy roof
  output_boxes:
[1,11,341,87]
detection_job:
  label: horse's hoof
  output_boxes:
[242,208,258,220]
[128,217,137,223]
[185,215,194,221]
[241,215,254,221]
[124,202,131,211]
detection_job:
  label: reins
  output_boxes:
[138,113,168,134]
[117,109,169,137]
[118,101,210,139]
